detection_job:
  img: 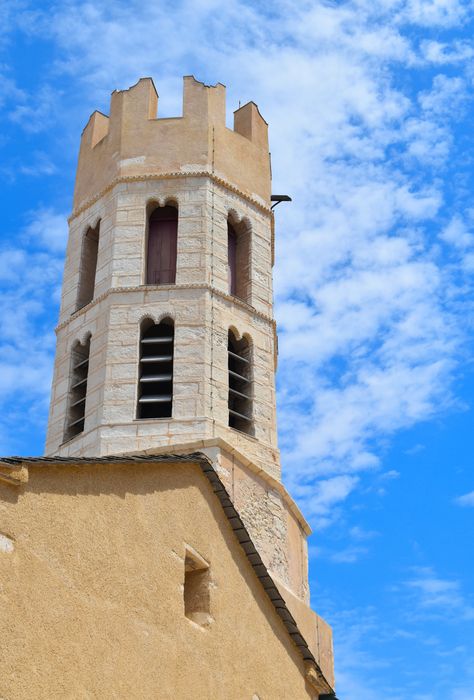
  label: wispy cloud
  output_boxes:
[0,207,67,452]
[454,491,474,507]
[330,545,369,564]
[404,566,474,620]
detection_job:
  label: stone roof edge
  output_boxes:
[0,451,333,695]
[135,436,311,536]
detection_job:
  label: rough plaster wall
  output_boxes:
[0,462,317,700]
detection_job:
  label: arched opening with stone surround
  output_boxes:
[76,221,100,310]
[137,317,174,419]
[228,328,253,435]
[146,203,178,285]
[64,334,91,442]
[227,212,251,303]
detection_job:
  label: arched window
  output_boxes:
[64,336,90,441]
[137,318,174,419]
[228,330,253,434]
[227,216,251,302]
[76,222,99,310]
[146,205,178,285]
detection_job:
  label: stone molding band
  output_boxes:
[69,171,273,223]
[56,283,277,333]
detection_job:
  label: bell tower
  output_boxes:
[45,76,334,687]
[46,76,278,475]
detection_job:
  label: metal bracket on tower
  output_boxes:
[270,194,292,209]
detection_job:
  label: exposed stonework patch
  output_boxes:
[235,476,289,589]
[0,533,14,553]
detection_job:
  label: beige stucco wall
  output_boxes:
[0,460,321,699]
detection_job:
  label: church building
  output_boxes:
[0,77,336,699]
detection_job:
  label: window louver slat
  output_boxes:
[229,369,250,383]
[228,350,249,363]
[229,387,251,400]
[138,395,173,403]
[141,337,173,344]
[229,408,252,422]
[140,355,173,363]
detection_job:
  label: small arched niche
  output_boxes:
[146,204,178,285]
[228,329,253,435]
[227,213,251,302]
[76,221,100,310]
[137,317,174,419]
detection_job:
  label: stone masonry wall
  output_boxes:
[46,178,279,478]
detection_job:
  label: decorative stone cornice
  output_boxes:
[56,283,276,333]
[68,171,273,223]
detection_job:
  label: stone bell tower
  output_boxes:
[44,76,334,688]
[46,76,278,475]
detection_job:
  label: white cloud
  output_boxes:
[349,525,380,540]
[399,0,469,26]
[23,207,68,253]
[405,566,474,619]
[331,545,369,563]
[292,474,359,528]
[419,74,468,116]
[454,491,474,507]
[0,207,67,452]
[421,39,474,63]
[8,84,58,133]
[441,216,474,249]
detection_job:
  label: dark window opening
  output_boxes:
[228,330,253,435]
[228,224,237,296]
[64,337,90,441]
[227,218,251,302]
[146,205,178,285]
[137,318,174,419]
[76,222,99,310]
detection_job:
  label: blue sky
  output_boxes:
[1,0,474,697]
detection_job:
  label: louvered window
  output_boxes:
[146,206,178,285]
[137,319,174,419]
[228,330,253,434]
[76,222,99,310]
[64,337,90,441]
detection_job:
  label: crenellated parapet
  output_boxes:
[74,76,271,210]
